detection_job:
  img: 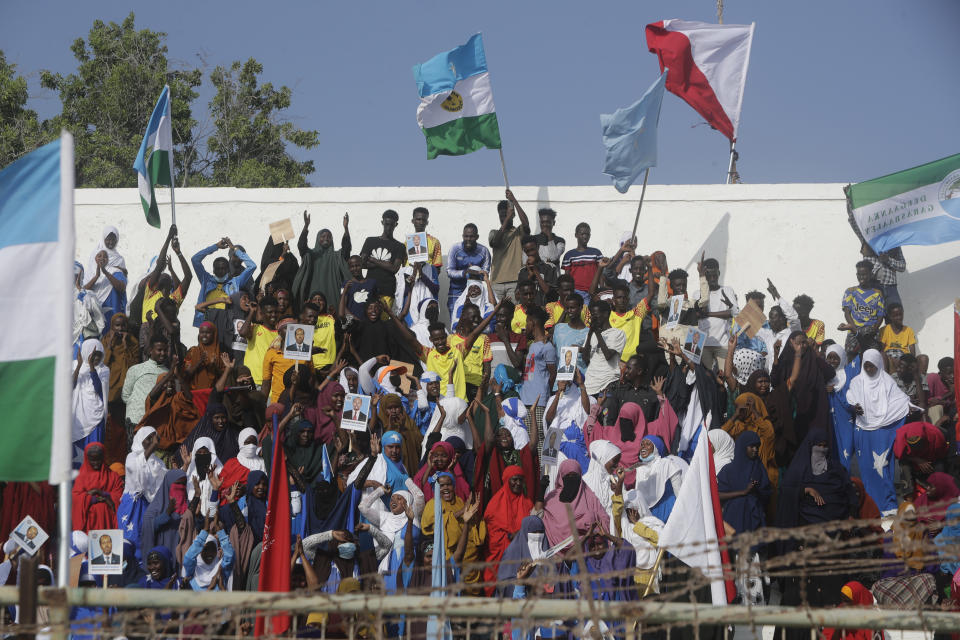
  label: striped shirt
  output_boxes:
[561,247,603,291]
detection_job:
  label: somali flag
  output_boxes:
[133,86,174,229]
[413,34,502,160]
[0,134,75,483]
[600,72,667,193]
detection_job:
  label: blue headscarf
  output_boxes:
[493,364,516,393]
[383,431,403,446]
[717,431,771,536]
[935,503,960,575]
[559,422,589,473]
[642,435,668,457]
[381,433,410,490]
[134,545,177,589]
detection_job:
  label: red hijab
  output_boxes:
[71,442,123,531]
[915,472,960,522]
[305,382,344,445]
[414,441,471,502]
[484,466,533,557]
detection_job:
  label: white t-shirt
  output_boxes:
[584,327,626,395]
[698,286,739,348]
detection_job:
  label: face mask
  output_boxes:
[239,444,258,459]
[213,273,229,284]
[559,474,581,503]
[195,453,212,474]
[337,542,357,559]
[640,451,657,463]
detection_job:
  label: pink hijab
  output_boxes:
[587,401,678,485]
[542,459,610,547]
[305,382,344,445]
[413,441,471,501]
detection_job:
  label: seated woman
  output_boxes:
[543,459,608,549]
[633,435,688,523]
[872,502,938,607]
[822,582,876,640]
[72,443,123,531]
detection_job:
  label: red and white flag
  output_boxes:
[255,415,291,636]
[658,430,735,605]
[645,19,755,141]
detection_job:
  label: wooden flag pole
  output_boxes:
[643,548,666,597]
[498,148,510,190]
[630,167,651,240]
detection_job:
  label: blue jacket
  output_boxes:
[183,529,234,591]
[191,244,256,326]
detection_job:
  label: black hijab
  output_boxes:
[777,429,856,530]
[182,398,240,462]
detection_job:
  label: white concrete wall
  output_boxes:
[75,185,959,360]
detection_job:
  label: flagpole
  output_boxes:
[498,148,510,190]
[630,168,651,240]
[643,549,666,597]
[725,140,737,184]
[166,85,177,227]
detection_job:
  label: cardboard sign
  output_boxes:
[681,327,708,365]
[341,393,372,432]
[556,346,578,382]
[406,232,428,263]
[10,516,48,556]
[269,218,295,245]
[283,323,315,361]
[87,529,124,575]
[733,300,766,339]
[658,324,696,352]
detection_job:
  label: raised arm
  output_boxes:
[171,236,192,296]
[297,211,311,258]
[505,189,531,235]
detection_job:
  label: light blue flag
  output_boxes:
[600,72,667,193]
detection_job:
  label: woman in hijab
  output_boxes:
[850,477,882,524]
[292,220,351,312]
[771,331,835,446]
[376,394,424,474]
[587,396,678,486]
[84,225,127,324]
[452,281,494,331]
[471,400,538,504]
[496,515,550,596]
[717,431,771,537]
[183,400,240,463]
[745,368,797,468]
[847,348,914,512]
[821,581,876,640]
[825,343,858,471]
[139,371,201,462]
[183,522,235,591]
[934,503,960,591]
[708,429,736,474]
[408,297,440,348]
[423,395,472,454]
[102,313,140,464]
[413,440,470,502]
[483,466,535,590]
[183,321,224,390]
[582,440,622,529]
[218,428,265,501]
[107,539,146,587]
[134,545,179,590]
[634,435,688,522]
[620,489,665,592]
[542,459,609,548]
[72,443,123,531]
[303,380,345,446]
[141,469,188,561]
[339,366,359,394]
[872,502,938,607]
[722,393,779,490]
[184,436,223,518]
[72,339,110,466]
[285,418,328,484]
[357,474,425,590]
[421,472,487,592]
[117,427,166,561]
[914,471,960,524]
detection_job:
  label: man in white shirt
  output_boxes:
[695,258,738,370]
[583,300,627,395]
[754,279,801,371]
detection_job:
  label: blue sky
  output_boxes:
[4,1,959,187]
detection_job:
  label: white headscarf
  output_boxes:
[423,396,471,455]
[85,225,126,305]
[190,533,223,589]
[339,366,359,394]
[124,427,167,502]
[546,383,590,432]
[452,279,493,328]
[582,440,621,513]
[633,442,688,509]
[185,436,224,510]
[500,397,530,450]
[708,430,735,474]
[410,297,438,348]
[72,339,110,441]
[621,489,664,569]
[70,531,89,557]
[846,349,913,430]
[236,428,266,473]
[826,344,849,390]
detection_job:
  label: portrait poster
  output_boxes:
[556,346,578,382]
[11,515,48,556]
[284,323,315,361]
[341,393,372,431]
[406,232,428,263]
[87,529,124,575]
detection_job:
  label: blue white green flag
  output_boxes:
[133,86,174,228]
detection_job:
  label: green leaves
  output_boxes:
[0,52,51,168]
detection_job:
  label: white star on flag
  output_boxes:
[127,523,134,532]
[73,445,84,468]
[873,449,889,478]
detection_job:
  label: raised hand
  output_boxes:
[303,210,310,226]
[370,432,381,456]
[208,469,223,491]
[651,375,666,395]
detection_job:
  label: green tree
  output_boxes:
[40,12,201,187]
[0,51,50,168]
[203,58,319,187]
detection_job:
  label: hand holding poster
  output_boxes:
[341,393,372,431]
[556,346,578,381]
[665,295,684,328]
[283,323,314,361]
[406,232,428,263]
[733,300,766,339]
[11,516,48,556]
[682,327,708,365]
[87,529,124,575]
[231,318,248,352]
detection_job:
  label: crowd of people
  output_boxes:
[2,189,959,639]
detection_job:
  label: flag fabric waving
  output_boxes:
[413,34,502,159]
[646,20,754,141]
[846,153,960,253]
[600,72,667,193]
[256,414,291,636]
[133,86,174,228]
[658,426,735,605]
[0,134,74,484]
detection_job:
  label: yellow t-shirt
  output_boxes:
[262,347,314,404]
[427,234,443,268]
[609,300,649,362]
[419,343,467,399]
[243,324,278,385]
[312,314,337,369]
[448,333,492,387]
[141,282,184,323]
[204,283,228,310]
[880,324,916,359]
[511,305,528,334]
[545,301,590,329]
